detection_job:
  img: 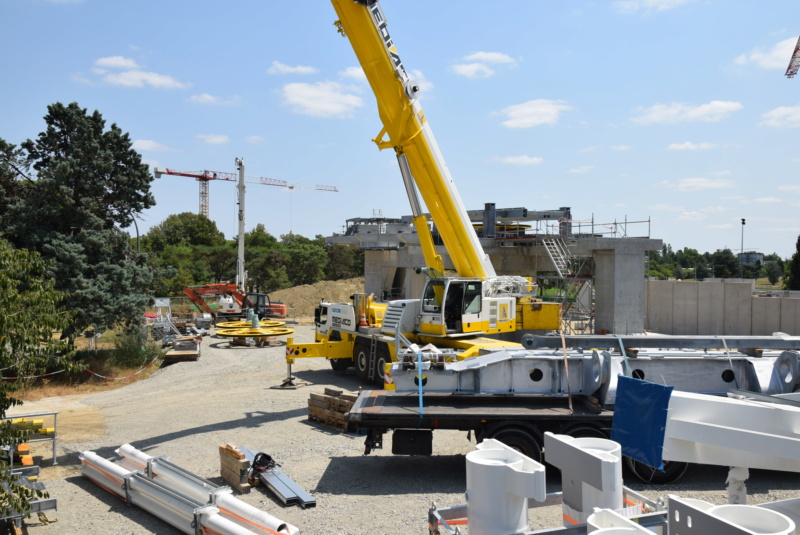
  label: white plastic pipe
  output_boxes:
[79,451,130,498]
[115,444,299,535]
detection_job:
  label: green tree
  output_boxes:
[0,239,75,516]
[142,212,226,253]
[325,245,364,280]
[2,102,157,338]
[281,234,326,285]
[245,224,278,249]
[710,248,739,278]
[0,139,30,226]
[785,236,800,290]
[765,262,783,286]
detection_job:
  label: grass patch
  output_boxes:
[16,331,165,402]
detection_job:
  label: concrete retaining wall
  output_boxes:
[645,280,800,335]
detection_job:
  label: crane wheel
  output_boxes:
[354,340,370,379]
[329,358,351,372]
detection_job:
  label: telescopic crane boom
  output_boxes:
[330,0,494,279]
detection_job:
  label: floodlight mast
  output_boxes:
[235,157,246,291]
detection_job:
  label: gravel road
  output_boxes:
[13,325,800,534]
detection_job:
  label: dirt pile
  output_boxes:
[269,277,365,318]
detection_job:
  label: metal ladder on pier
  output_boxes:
[542,237,571,278]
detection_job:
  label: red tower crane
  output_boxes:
[153,166,338,217]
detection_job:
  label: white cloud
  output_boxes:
[735,37,797,69]
[663,177,735,192]
[340,66,367,81]
[190,93,221,104]
[648,204,685,212]
[451,63,494,79]
[755,197,782,204]
[267,61,318,75]
[70,73,93,85]
[677,211,707,222]
[498,99,572,128]
[632,100,742,124]
[463,52,517,65]
[132,140,179,152]
[610,145,631,151]
[493,155,544,166]
[569,165,594,174]
[779,184,800,193]
[760,105,800,128]
[451,51,517,79]
[189,93,240,106]
[668,141,718,150]
[281,81,363,118]
[410,69,434,94]
[95,56,140,69]
[196,134,229,145]
[246,135,266,144]
[103,70,190,89]
[614,0,697,13]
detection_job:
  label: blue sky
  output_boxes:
[3,0,800,257]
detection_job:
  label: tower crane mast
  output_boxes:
[153,167,337,217]
[785,36,800,78]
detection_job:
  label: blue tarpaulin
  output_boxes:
[610,375,673,471]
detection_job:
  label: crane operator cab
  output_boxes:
[419,278,514,336]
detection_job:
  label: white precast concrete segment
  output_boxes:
[115,443,300,535]
[662,392,800,471]
[466,439,546,535]
[544,433,624,527]
[586,509,651,533]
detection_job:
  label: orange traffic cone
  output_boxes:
[359,311,369,327]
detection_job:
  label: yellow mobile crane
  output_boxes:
[285,0,560,385]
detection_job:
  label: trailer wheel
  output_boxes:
[354,340,370,379]
[624,457,689,485]
[560,423,609,440]
[329,358,351,372]
[488,427,543,463]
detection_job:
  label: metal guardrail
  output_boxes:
[3,410,59,466]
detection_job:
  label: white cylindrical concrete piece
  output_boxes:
[466,448,528,535]
[708,504,795,535]
[574,437,623,515]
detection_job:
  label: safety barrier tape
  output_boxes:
[2,353,160,381]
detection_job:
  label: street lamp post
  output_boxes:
[740,218,746,279]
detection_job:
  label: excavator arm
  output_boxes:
[330,0,495,279]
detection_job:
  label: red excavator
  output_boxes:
[183,283,287,322]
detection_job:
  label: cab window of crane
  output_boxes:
[315,305,327,327]
[463,282,482,314]
[422,280,444,313]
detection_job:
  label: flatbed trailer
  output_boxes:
[349,391,610,455]
[347,389,698,483]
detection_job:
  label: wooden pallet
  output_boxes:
[307,388,358,432]
[163,349,200,363]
